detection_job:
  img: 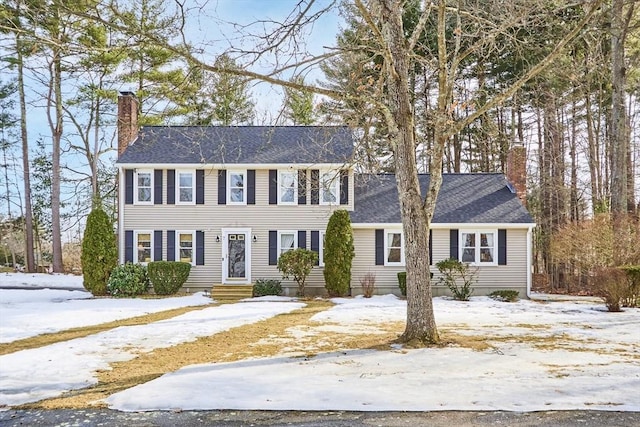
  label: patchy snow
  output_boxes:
[1,274,638,412]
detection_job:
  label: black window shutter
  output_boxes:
[268,169,277,205]
[154,230,163,261]
[218,170,227,205]
[429,229,433,265]
[375,229,384,265]
[311,230,320,266]
[154,170,163,205]
[166,169,175,205]
[196,231,205,265]
[298,230,306,249]
[167,230,175,261]
[298,170,307,205]
[196,170,205,205]
[498,229,507,265]
[268,230,277,265]
[125,169,133,204]
[247,169,256,205]
[340,170,349,205]
[125,230,134,263]
[311,169,319,205]
[450,229,459,260]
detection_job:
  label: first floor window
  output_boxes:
[136,232,152,263]
[177,171,194,203]
[135,170,152,203]
[177,231,195,263]
[386,231,403,265]
[461,231,496,264]
[228,171,245,204]
[319,231,326,266]
[278,231,297,257]
[320,171,339,204]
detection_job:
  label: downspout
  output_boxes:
[526,225,535,298]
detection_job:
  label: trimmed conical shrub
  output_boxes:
[323,209,355,297]
[81,207,117,296]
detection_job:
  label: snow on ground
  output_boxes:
[0,273,639,412]
[0,273,212,342]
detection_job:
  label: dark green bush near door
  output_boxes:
[148,261,191,295]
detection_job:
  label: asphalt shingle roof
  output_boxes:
[117,126,354,165]
[351,174,534,224]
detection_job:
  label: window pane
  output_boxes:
[230,173,244,188]
[388,248,401,263]
[230,188,244,202]
[180,188,193,202]
[462,233,475,247]
[389,233,401,248]
[137,233,151,263]
[138,188,151,202]
[480,233,493,247]
[280,233,295,255]
[462,248,475,263]
[179,174,192,186]
[138,173,151,187]
[480,248,493,263]
[281,188,295,202]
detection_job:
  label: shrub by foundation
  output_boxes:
[488,290,519,302]
[360,272,376,298]
[436,258,476,301]
[148,261,192,295]
[107,263,149,297]
[253,279,283,297]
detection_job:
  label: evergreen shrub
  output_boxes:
[397,272,407,296]
[488,290,519,302]
[253,279,283,297]
[436,258,477,301]
[148,261,191,295]
[323,210,355,297]
[81,207,117,296]
[107,263,149,297]
[278,249,317,297]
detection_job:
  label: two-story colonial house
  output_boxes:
[116,92,535,298]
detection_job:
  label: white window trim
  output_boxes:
[459,229,498,266]
[134,230,154,265]
[319,230,326,267]
[176,170,196,205]
[277,230,298,259]
[227,169,247,205]
[175,230,196,265]
[384,229,404,266]
[134,169,153,205]
[320,170,340,205]
[278,170,298,205]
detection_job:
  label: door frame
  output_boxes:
[221,227,252,284]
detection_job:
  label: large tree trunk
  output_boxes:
[16,31,35,273]
[379,0,439,344]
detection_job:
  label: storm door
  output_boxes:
[222,228,251,284]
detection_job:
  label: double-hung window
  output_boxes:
[320,171,339,204]
[176,231,195,264]
[135,170,153,204]
[177,171,195,204]
[279,170,297,204]
[385,230,404,266]
[228,170,246,204]
[461,231,497,265]
[135,231,153,263]
[278,231,297,258]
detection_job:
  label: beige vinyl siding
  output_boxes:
[350,227,530,298]
[121,168,350,293]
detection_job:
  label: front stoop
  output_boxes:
[210,284,254,301]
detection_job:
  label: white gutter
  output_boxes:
[118,167,125,265]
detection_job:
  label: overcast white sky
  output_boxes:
[1,273,639,412]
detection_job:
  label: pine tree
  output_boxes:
[323,210,355,297]
[81,206,117,296]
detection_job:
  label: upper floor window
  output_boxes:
[177,171,195,204]
[279,170,297,204]
[228,170,246,204]
[177,231,195,264]
[461,231,496,265]
[135,231,153,264]
[321,171,339,204]
[385,230,404,266]
[278,231,297,258]
[135,170,153,204]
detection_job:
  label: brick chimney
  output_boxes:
[506,141,527,206]
[117,91,139,158]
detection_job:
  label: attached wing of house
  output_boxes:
[116,92,535,298]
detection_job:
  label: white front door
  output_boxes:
[222,228,251,284]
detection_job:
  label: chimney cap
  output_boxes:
[119,91,136,97]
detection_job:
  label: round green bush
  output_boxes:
[253,279,283,297]
[148,261,192,295]
[81,207,117,296]
[107,263,149,297]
